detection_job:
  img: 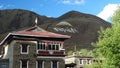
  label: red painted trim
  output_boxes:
[62,42,64,48]
[37,50,65,56]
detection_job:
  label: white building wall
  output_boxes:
[2,40,16,68]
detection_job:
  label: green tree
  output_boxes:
[67,48,94,57]
[67,50,73,56]
[78,49,94,56]
[111,6,120,23]
[92,7,120,68]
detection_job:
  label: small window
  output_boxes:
[0,65,7,68]
[38,42,46,50]
[52,45,55,50]
[48,43,52,50]
[20,44,29,54]
[87,59,91,64]
[36,61,44,68]
[56,44,59,50]
[80,59,83,64]
[20,60,28,68]
[48,42,61,50]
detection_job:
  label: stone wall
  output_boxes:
[13,41,37,68]
[13,40,65,68]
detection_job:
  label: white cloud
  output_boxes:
[97,4,119,21]
[0,4,14,9]
[30,8,34,11]
[62,0,84,5]
[74,0,84,5]
[63,0,71,4]
[0,5,5,9]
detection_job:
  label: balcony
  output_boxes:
[37,49,65,56]
[36,41,65,56]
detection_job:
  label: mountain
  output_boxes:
[0,9,111,52]
[0,9,54,33]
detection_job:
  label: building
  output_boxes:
[0,25,70,68]
[65,55,94,68]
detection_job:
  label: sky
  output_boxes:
[0,0,120,22]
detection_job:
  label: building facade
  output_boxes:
[0,26,70,68]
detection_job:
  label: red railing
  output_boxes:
[37,50,65,56]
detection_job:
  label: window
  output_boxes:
[36,61,44,68]
[20,60,28,68]
[20,44,29,54]
[48,42,61,50]
[59,43,62,50]
[37,42,46,50]
[51,61,58,68]
[79,59,83,65]
[87,59,91,64]
[0,59,9,68]
[56,44,59,50]
[0,65,7,68]
[48,43,52,50]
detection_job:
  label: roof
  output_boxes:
[0,26,71,45]
[13,31,70,38]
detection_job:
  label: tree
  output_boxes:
[92,6,120,68]
[67,48,94,57]
[111,6,120,23]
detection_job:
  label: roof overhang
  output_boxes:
[0,26,71,45]
[12,32,71,39]
[0,32,71,45]
[0,33,12,45]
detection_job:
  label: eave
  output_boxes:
[0,32,70,45]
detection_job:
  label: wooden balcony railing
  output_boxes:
[37,50,65,56]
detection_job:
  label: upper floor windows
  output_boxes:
[37,41,63,51]
[37,42,46,50]
[20,44,29,54]
[48,43,61,50]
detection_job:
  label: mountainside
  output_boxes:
[0,9,111,52]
